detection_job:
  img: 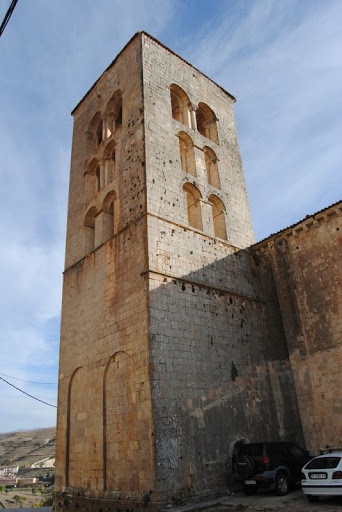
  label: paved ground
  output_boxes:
[164,489,342,512]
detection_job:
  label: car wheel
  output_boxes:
[275,472,289,496]
[307,495,319,503]
[244,486,257,496]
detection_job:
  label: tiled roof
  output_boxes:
[252,199,342,249]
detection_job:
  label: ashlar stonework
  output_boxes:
[55,32,342,511]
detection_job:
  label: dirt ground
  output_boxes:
[0,488,52,509]
[1,488,341,512]
[202,489,342,512]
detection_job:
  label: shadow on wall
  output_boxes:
[63,226,310,500]
[147,243,304,496]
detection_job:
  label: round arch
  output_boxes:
[196,102,219,144]
[208,194,227,240]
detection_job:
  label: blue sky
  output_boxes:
[0,0,341,433]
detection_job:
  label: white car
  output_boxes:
[301,451,342,502]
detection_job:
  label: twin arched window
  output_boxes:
[84,191,117,253]
[182,184,227,240]
[85,90,122,205]
[170,85,218,144]
[84,142,116,203]
[87,90,122,153]
[178,134,220,189]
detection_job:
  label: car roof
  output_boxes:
[314,452,342,458]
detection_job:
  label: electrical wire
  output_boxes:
[0,0,19,38]
[0,372,57,385]
[0,376,57,408]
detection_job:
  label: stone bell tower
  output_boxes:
[56,32,295,511]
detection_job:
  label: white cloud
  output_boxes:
[0,0,176,432]
[181,0,342,239]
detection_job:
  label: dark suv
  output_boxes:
[234,442,312,496]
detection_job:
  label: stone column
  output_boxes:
[190,106,197,130]
[99,160,105,189]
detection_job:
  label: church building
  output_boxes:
[55,32,342,511]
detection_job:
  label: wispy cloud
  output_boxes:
[181,0,342,239]
[0,0,175,432]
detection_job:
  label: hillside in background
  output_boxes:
[0,427,56,466]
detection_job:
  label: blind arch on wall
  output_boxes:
[84,206,98,252]
[104,89,122,136]
[208,194,227,240]
[170,84,191,128]
[204,146,220,189]
[182,182,203,231]
[178,132,196,176]
[196,103,219,144]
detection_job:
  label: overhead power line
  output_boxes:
[0,372,57,385]
[0,0,19,38]
[0,375,57,409]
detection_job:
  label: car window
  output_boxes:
[239,444,263,457]
[271,443,289,457]
[289,444,305,457]
[306,457,341,469]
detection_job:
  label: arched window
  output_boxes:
[208,195,227,240]
[84,206,97,253]
[196,103,219,144]
[178,132,196,176]
[204,147,220,188]
[96,118,104,146]
[183,183,203,230]
[104,90,122,138]
[104,140,116,184]
[86,112,102,154]
[95,165,101,191]
[102,191,117,241]
[84,157,99,202]
[170,85,191,128]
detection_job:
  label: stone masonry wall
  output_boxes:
[55,35,156,510]
[55,32,336,510]
[142,34,254,252]
[141,34,303,503]
[254,204,342,453]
